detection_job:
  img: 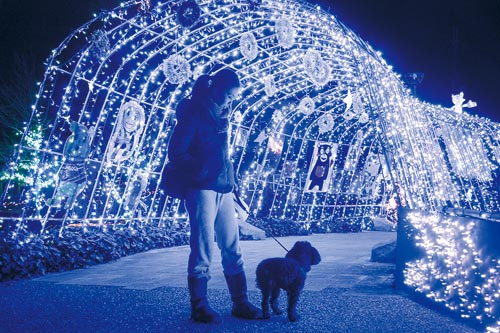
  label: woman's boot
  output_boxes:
[224,271,262,319]
[188,277,222,324]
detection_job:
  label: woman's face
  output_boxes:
[220,87,239,110]
[212,86,239,119]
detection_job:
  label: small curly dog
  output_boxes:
[256,241,321,322]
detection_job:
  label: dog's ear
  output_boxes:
[286,242,309,270]
[286,241,303,260]
[286,241,320,271]
[311,247,321,265]
[298,242,321,264]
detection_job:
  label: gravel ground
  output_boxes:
[0,280,481,333]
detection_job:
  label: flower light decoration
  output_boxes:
[0,0,499,240]
[298,96,315,116]
[317,113,334,134]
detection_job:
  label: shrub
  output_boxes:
[246,216,311,237]
[0,222,189,282]
[310,216,363,233]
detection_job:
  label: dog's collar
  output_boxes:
[289,257,308,274]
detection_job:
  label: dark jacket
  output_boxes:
[167,98,235,193]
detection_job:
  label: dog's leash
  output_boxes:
[234,191,289,253]
[268,233,289,253]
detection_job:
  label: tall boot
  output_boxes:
[188,277,222,324]
[224,271,263,319]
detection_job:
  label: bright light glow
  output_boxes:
[404,211,500,330]
[0,0,499,242]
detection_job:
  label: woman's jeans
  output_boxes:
[184,189,244,279]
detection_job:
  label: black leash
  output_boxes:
[233,191,289,253]
[268,233,289,253]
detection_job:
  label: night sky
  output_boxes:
[1,0,499,122]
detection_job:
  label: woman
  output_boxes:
[167,69,262,323]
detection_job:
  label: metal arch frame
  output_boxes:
[2,0,499,234]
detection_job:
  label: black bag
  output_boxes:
[161,163,186,199]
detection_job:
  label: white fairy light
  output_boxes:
[0,0,498,292]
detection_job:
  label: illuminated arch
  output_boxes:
[1,0,499,233]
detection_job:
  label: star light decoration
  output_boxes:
[1,0,499,266]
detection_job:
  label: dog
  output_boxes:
[256,241,321,322]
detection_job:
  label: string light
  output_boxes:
[404,211,500,330]
[0,0,498,279]
[1,0,500,231]
[2,0,500,231]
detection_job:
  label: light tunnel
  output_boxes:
[1,0,500,233]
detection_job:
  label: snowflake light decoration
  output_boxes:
[275,17,295,49]
[303,49,330,86]
[298,96,315,115]
[318,113,334,134]
[162,54,191,84]
[240,32,259,61]
[91,29,110,60]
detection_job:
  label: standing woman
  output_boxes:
[167,69,262,323]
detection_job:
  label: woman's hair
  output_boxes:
[210,68,240,93]
[176,74,211,118]
[190,74,211,98]
[177,69,240,118]
[207,69,240,105]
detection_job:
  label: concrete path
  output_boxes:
[0,232,481,332]
[33,232,396,292]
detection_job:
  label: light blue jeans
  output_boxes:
[184,189,244,279]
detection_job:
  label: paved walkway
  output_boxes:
[0,232,480,332]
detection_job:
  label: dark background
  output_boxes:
[328,0,500,122]
[1,0,499,121]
